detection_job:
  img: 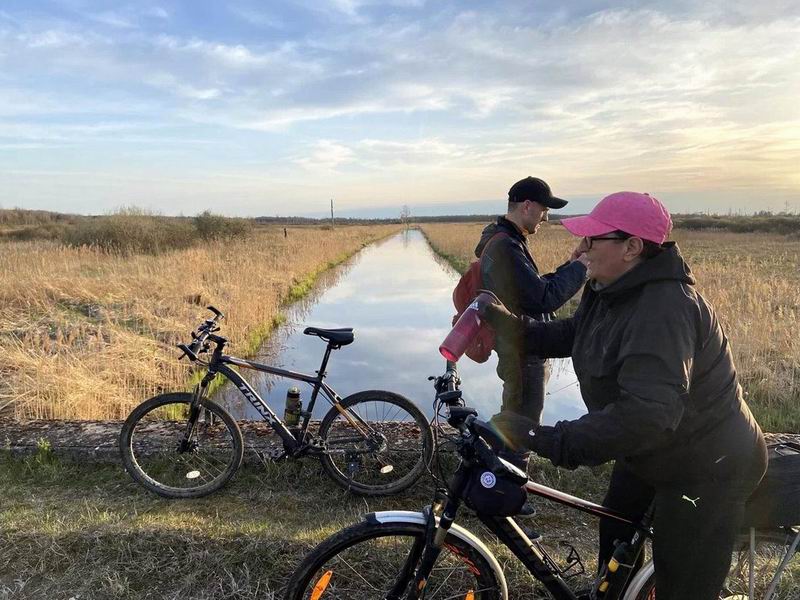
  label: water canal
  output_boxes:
[217,229,585,424]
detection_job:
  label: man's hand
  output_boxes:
[569,238,589,264]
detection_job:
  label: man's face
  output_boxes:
[524,201,549,234]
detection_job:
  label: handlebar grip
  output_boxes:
[437,390,463,405]
[207,305,225,320]
[471,418,508,453]
[447,407,477,429]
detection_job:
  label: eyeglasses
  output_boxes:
[584,235,629,250]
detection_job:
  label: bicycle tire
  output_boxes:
[318,390,433,496]
[624,529,800,600]
[284,519,501,600]
[119,392,244,499]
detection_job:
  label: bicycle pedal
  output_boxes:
[259,446,287,462]
[291,438,323,457]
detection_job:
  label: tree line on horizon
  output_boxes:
[2,207,800,247]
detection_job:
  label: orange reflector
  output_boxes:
[310,570,332,600]
[465,591,475,600]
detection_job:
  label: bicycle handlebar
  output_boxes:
[447,410,528,485]
[177,306,225,361]
[433,360,461,403]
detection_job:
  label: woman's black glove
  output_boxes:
[475,290,522,340]
[487,413,561,465]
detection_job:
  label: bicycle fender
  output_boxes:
[366,510,509,600]
[620,559,655,600]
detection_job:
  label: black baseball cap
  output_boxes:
[508,176,568,209]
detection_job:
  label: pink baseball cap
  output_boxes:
[560,191,673,244]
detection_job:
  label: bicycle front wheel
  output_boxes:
[625,529,800,600]
[284,519,502,600]
[119,392,244,499]
[319,390,433,496]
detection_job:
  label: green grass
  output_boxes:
[0,451,611,599]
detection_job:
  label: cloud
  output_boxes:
[145,7,169,20]
[1,1,799,214]
[228,7,285,29]
[89,11,137,29]
[22,29,92,48]
[294,140,355,171]
[144,72,222,100]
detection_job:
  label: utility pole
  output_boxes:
[330,198,334,228]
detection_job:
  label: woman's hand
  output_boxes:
[475,290,520,339]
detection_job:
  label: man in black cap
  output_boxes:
[475,176,587,469]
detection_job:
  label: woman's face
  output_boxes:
[579,235,639,285]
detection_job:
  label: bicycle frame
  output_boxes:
[424,365,651,599]
[362,362,799,600]
[432,464,650,600]
[193,341,375,454]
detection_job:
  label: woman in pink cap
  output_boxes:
[480,191,767,599]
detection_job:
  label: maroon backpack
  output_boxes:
[451,232,508,363]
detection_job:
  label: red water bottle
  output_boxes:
[439,292,495,362]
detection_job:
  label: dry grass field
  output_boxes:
[421,222,800,432]
[0,223,400,420]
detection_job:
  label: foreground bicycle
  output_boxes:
[285,361,800,599]
[119,306,433,499]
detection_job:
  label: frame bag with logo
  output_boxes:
[463,464,526,516]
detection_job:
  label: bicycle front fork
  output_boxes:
[389,491,458,599]
[179,376,214,452]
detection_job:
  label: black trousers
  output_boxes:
[490,351,549,470]
[599,447,767,600]
[495,351,549,424]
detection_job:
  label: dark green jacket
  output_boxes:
[475,217,586,320]
[521,243,764,484]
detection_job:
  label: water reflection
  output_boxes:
[216,229,586,424]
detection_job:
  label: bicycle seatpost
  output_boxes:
[316,344,334,379]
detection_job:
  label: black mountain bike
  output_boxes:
[285,362,800,599]
[119,307,433,499]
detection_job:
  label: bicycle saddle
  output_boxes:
[303,327,355,347]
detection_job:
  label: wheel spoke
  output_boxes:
[122,397,241,498]
[289,524,499,600]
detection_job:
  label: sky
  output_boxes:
[1,1,799,218]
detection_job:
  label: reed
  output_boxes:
[420,223,800,432]
[0,225,399,419]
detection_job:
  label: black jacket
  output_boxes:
[515,243,764,484]
[475,217,586,321]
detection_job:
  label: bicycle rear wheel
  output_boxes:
[284,520,501,600]
[319,390,433,496]
[625,529,800,599]
[119,392,244,499]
